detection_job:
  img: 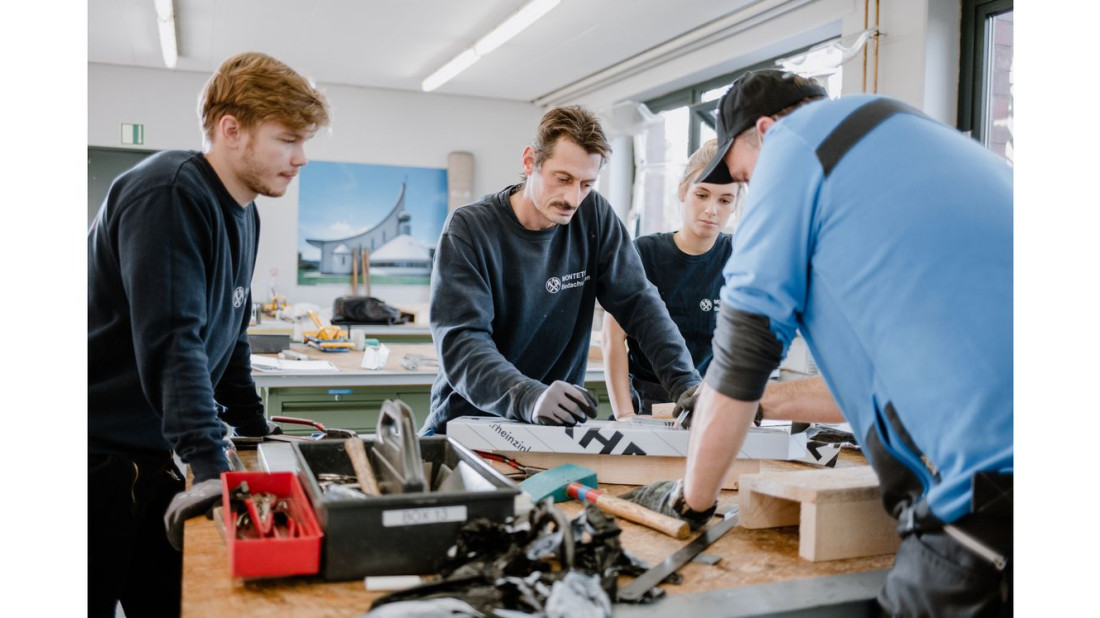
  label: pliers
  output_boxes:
[473,450,546,478]
[270,416,359,440]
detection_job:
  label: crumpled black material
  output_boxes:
[365,501,666,616]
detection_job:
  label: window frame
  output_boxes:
[643,43,822,158]
[957,0,1013,143]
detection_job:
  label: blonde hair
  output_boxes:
[677,139,720,202]
[522,105,611,181]
[199,52,331,143]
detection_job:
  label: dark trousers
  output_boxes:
[629,377,671,416]
[88,453,185,618]
[879,528,1011,617]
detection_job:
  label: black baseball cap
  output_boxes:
[696,69,827,185]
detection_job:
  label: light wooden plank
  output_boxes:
[494,451,760,489]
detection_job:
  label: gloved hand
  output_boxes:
[619,478,717,531]
[164,478,223,551]
[233,418,283,438]
[528,381,599,426]
[671,383,701,428]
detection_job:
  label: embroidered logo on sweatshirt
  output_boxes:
[232,286,247,308]
[699,298,720,312]
[546,269,589,294]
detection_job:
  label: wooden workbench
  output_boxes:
[181,450,893,617]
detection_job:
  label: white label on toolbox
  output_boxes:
[382,505,468,527]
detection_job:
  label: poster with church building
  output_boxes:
[297,161,448,286]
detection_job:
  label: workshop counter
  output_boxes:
[252,343,613,433]
[181,450,892,617]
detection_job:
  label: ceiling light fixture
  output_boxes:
[422,0,560,92]
[154,0,178,69]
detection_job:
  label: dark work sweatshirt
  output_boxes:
[425,185,700,433]
[88,150,265,482]
[627,232,733,387]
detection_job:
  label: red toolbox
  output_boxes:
[221,471,323,579]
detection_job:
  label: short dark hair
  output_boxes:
[523,105,612,180]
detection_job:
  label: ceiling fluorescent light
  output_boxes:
[154,0,178,69]
[474,0,560,56]
[422,49,481,92]
[422,0,560,92]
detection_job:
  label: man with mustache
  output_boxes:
[423,105,701,434]
[87,52,330,617]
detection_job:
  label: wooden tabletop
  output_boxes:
[250,343,608,388]
[181,449,892,617]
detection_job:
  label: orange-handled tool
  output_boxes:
[567,482,690,539]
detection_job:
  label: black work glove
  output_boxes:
[163,478,223,551]
[233,418,283,438]
[527,381,599,426]
[671,383,701,428]
[619,479,717,531]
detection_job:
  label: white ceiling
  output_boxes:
[88,0,752,103]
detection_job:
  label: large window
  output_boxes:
[632,42,844,237]
[959,0,1014,163]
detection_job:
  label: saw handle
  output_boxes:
[568,482,690,539]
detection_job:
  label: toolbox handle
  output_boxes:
[372,399,426,493]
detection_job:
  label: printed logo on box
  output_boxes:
[564,426,648,455]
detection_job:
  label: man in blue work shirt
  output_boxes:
[425,105,701,434]
[88,52,330,617]
[623,70,1012,615]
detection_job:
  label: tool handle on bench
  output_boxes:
[568,483,690,539]
[344,437,381,496]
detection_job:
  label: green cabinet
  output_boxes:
[259,377,610,435]
[261,386,430,436]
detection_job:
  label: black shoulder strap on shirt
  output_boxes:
[815,98,931,178]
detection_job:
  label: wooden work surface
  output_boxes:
[250,342,607,388]
[182,450,893,617]
[262,342,439,373]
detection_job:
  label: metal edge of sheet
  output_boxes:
[617,508,741,602]
[613,569,889,617]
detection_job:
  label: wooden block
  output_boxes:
[494,451,759,489]
[650,402,676,418]
[800,498,900,561]
[738,466,900,561]
[740,488,801,528]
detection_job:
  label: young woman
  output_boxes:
[602,139,740,418]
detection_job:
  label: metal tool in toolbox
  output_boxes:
[617,506,742,602]
[370,400,427,493]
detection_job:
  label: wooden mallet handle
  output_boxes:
[568,483,689,539]
[345,437,381,496]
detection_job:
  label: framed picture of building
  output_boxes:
[297,161,448,286]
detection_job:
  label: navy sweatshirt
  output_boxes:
[627,232,733,388]
[425,185,700,433]
[88,150,265,482]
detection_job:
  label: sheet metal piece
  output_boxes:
[617,507,740,602]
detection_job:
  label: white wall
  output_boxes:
[88,0,963,314]
[88,62,543,312]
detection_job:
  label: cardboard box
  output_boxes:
[447,417,841,467]
[446,417,780,458]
